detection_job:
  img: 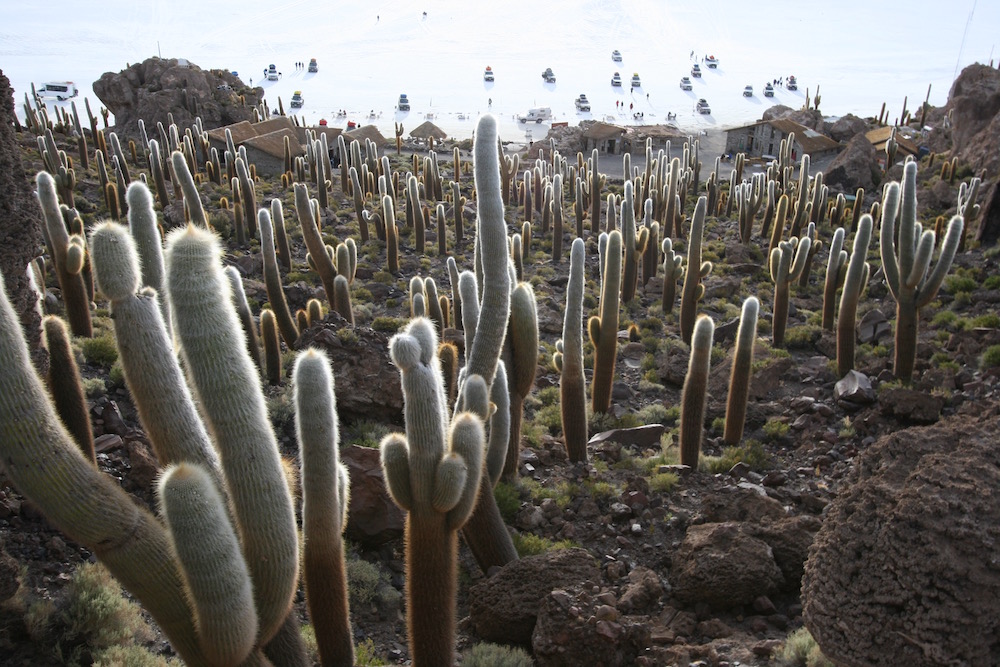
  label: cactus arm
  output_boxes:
[822,228,847,330]
[591,230,622,413]
[837,216,873,377]
[466,115,511,391]
[897,162,918,281]
[170,151,207,228]
[679,315,714,469]
[259,209,300,347]
[723,298,759,447]
[165,226,298,645]
[159,463,258,667]
[904,230,935,290]
[380,434,413,511]
[486,361,510,486]
[916,215,963,309]
[444,409,486,530]
[879,182,902,301]
[293,348,354,667]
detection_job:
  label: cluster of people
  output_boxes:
[293,61,307,70]
[771,77,789,87]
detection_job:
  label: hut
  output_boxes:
[409,120,448,148]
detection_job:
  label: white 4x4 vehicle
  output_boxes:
[38,81,78,100]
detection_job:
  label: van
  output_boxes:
[518,107,553,124]
[308,58,318,73]
[38,82,78,100]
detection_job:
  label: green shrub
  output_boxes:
[511,533,576,557]
[62,562,152,651]
[462,642,534,667]
[346,558,384,607]
[704,439,770,473]
[984,274,1000,290]
[494,482,521,524]
[371,316,407,333]
[972,313,1000,328]
[648,471,678,493]
[762,419,790,441]
[944,274,977,294]
[79,333,118,367]
[778,627,834,667]
[92,646,181,666]
[355,638,388,666]
[783,325,821,349]
[636,403,671,424]
[932,310,958,328]
[981,344,1000,369]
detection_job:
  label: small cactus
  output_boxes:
[590,230,622,413]
[722,298,759,447]
[680,315,714,469]
[555,238,588,462]
[836,216,873,377]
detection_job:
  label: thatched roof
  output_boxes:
[244,127,300,160]
[344,124,388,146]
[582,122,626,140]
[254,116,296,135]
[865,126,920,157]
[207,120,256,145]
[409,120,447,141]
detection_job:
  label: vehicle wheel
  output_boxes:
[57,96,65,101]
[536,119,542,124]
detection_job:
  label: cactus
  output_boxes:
[554,238,588,462]
[159,463,258,666]
[380,318,486,667]
[880,161,963,382]
[42,316,95,464]
[170,150,207,228]
[271,198,292,271]
[165,225,298,644]
[260,310,282,385]
[620,181,650,303]
[551,173,564,262]
[590,230,622,413]
[769,235,811,348]
[226,266,264,372]
[294,349,354,667]
[36,172,92,337]
[957,176,981,250]
[680,315,714,469]
[822,227,848,331]
[797,221,822,287]
[259,208,300,347]
[501,282,539,480]
[586,149,606,235]
[384,194,400,273]
[837,216,873,377]
[451,180,466,244]
[679,197,712,345]
[722,298,759,447]
[661,237,684,317]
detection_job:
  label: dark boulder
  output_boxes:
[823,133,882,193]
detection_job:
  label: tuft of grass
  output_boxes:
[971,313,1000,328]
[762,419,790,441]
[355,638,388,666]
[778,627,834,667]
[980,344,1000,369]
[944,274,977,294]
[494,482,521,524]
[648,471,679,493]
[79,333,118,367]
[92,646,181,666]
[462,642,534,667]
[371,316,407,333]
[704,439,770,473]
[61,562,153,653]
[511,533,577,557]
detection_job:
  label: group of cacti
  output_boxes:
[10,86,985,667]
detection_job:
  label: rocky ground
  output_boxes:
[1,99,999,667]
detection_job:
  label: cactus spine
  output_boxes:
[555,238,588,462]
[294,349,354,667]
[380,318,486,667]
[680,315,714,468]
[880,161,963,382]
[837,216,873,377]
[590,230,622,413]
[722,298,759,447]
[679,197,712,345]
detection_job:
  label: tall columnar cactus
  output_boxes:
[260,310,282,386]
[590,230,622,414]
[722,298,759,447]
[837,216,873,377]
[587,149,606,235]
[36,172,92,337]
[294,349,354,667]
[551,173,564,262]
[170,150,207,228]
[620,182,650,303]
[384,194,400,273]
[295,182,340,308]
[380,318,486,667]
[822,227,848,331]
[225,266,264,371]
[661,237,684,317]
[501,282,539,480]
[42,316,95,464]
[679,197,712,345]
[125,182,166,307]
[797,221,822,287]
[158,462,258,667]
[769,235,812,348]
[880,161,963,382]
[451,180,466,244]
[165,225,298,644]
[957,176,981,250]
[259,208,300,347]
[680,315,714,469]
[554,238,588,462]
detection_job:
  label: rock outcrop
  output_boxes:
[802,411,1000,667]
[825,113,868,143]
[93,57,263,142]
[0,70,45,366]
[823,133,883,193]
[945,63,1000,177]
